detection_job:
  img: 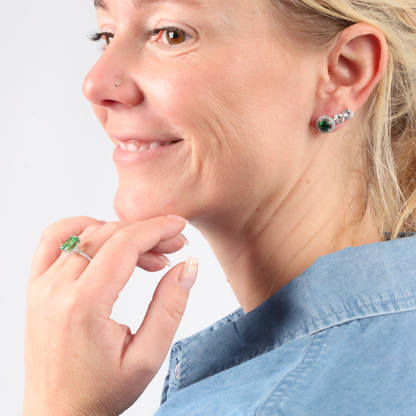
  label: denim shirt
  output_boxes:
[154,236,416,415]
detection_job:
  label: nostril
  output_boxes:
[100,99,123,108]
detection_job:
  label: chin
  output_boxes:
[113,186,187,222]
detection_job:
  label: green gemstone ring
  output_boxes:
[60,236,92,262]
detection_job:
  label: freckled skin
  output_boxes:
[82,0,315,224]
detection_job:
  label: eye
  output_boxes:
[103,33,113,46]
[147,27,190,46]
[88,31,114,47]
[164,29,186,45]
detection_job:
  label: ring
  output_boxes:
[60,236,92,262]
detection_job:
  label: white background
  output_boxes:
[0,1,239,414]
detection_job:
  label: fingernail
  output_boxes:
[166,215,189,224]
[179,257,198,291]
[156,253,172,268]
[98,221,107,225]
[177,233,190,246]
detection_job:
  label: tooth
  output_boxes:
[164,141,173,146]
[139,143,150,152]
[127,142,140,152]
[150,142,163,148]
[120,142,128,150]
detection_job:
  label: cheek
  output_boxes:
[142,58,210,125]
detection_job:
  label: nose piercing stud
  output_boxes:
[316,109,354,133]
[115,82,119,87]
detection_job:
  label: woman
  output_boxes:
[22,0,416,415]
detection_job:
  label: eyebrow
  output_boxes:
[94,0,108,10]
[94,0,203,11]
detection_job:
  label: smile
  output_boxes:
[119,140,180,153]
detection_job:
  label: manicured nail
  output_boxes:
[179,257,198,291]
[177,233,190,246]
[166,215,189,224]
[156,253,172,268]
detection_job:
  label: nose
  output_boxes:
[82,44,144,108]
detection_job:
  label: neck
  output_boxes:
[193,136,380,313]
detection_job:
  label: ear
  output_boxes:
[314,23,388,131]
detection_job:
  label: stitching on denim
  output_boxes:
[256,330,330,416]
[168,343,183,388]
[177,298,416,391]
[184,350,190,387]
[267,296,416,349]
[178,302,416,388]
[308,295,416,325]
[254,336,314,416]
[277,330,329,401]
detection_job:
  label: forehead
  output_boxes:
[94,0,206,10]
[93,0,275,40]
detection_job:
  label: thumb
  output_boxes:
[124,257,198,379]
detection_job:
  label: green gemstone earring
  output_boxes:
[316,109,354,134]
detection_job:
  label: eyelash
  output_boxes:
[145,26,187,39]
[88,27,190,50]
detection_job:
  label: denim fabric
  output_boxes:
[154,236,416,415]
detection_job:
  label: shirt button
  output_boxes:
[175,362,181,380]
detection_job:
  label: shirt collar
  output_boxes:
[171,235,416,393]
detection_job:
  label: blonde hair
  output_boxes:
[267,0,416,239]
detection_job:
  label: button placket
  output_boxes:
[174,362,181,380]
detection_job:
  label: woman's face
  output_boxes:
[83,0,317,223]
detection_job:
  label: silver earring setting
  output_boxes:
[316,109,354,133]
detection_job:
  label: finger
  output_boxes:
[123,257,198,381]
[136,251,172,272]
[42,224,103,284]
[58,221,136,278]
[65,229,187,276]
[53,224,102,267]
[151,234,189,254]
[77,217,187,310]
[30,217,105,281]
[58,220,185,281]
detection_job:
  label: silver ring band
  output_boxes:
[74,248,92,262]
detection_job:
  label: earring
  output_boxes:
[316,109,354,134]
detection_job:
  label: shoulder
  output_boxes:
[156,310,416,416]
[258,310,416,415]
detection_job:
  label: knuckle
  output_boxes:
[40,224,57,241]
[112,229,137,248]
[38,283,88,322]
[61,292,85,320]
[26,281,42,308]
[74,215,93,222]
[84,224,101,235]
[101,221,121,234]
[162,297,185,323]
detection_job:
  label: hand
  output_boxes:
[22,216,198,416]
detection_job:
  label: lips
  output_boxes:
[119,140,179,153]
[113,137,185,165]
